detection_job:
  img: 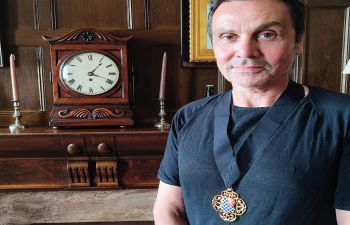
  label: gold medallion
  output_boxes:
[212,188,247,222]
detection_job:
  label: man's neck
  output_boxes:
[231,79,289,108]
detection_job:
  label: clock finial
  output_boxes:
[82,31,95,42]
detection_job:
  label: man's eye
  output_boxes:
[258,32,277,39]
[221,34,235,40]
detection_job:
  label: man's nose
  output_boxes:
[235,38,260,58]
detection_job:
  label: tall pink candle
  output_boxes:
[10,54,19,101]
[159,52,167,99]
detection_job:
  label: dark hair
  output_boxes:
[207,0,306,43]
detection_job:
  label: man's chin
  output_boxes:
[234,78,274,90]
[226,73,273,89]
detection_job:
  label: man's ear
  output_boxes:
[295,41,303,55]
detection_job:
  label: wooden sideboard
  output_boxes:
[0,126,168,190]
[31,221,153,225]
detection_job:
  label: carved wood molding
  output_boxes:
[127,0,133,29]
[58,108,125,119]
[144,0,150,29]
[42,28,133,44]
[36,47,47,111]
[50,0,58,30]
[68,161,90,187]
[95,161,118,187]
[68,160,118,188]
[33,0,40,30]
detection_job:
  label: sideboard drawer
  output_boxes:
[62,135,88,158]
[89,135,116,157]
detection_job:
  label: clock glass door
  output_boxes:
[60,51,120,96]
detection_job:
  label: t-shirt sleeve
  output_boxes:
[157,114,182,187]
[334,138,350,210]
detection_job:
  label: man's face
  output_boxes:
[211,0,302,90]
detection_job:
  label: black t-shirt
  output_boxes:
[229,106,269,155]
[158,81,350,225]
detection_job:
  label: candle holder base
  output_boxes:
[154,121,170,129]
[9,122,26,129]
[9,100,26,131]
[154,98,170,129]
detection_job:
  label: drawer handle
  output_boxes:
[97,143,112,154]
[67,143,82,156]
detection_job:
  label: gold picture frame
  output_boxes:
[189,0,215,62]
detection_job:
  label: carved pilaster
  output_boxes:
[68,161,90,187]
[95,161,118,187]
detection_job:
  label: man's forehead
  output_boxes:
[213,1,291,21]
[212,1,294,32]
[214,0,291,8]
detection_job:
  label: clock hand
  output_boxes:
[90,63,102,73]
[87,72,107,80]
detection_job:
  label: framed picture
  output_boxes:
[181,0,216,67]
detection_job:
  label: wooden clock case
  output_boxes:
[43,28,134,127]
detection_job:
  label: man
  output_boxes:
[153,0,350,224]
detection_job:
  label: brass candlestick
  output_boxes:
[154,98,170,129]
[9,100,26,130]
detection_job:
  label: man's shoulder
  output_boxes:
[171,91,230,129]
[307,86,350,137]
[179,92,228,115]
[308,86,350,113]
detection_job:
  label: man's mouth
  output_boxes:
[230,66,265,73]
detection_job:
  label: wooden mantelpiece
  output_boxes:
[0,126,168,190]
[32,222,154,225]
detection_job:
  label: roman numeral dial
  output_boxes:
[60,52,120,95]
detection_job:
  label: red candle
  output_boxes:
[159,52,167,99]
[9,54,19,101]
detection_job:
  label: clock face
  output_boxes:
[60,51,120,96]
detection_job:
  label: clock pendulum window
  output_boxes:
[43,28,134,128]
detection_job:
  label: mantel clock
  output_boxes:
[43,28,133,127]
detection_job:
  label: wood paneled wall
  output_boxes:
[303,0,350,93]
[0,0,217,126]
[0,0,349,127]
